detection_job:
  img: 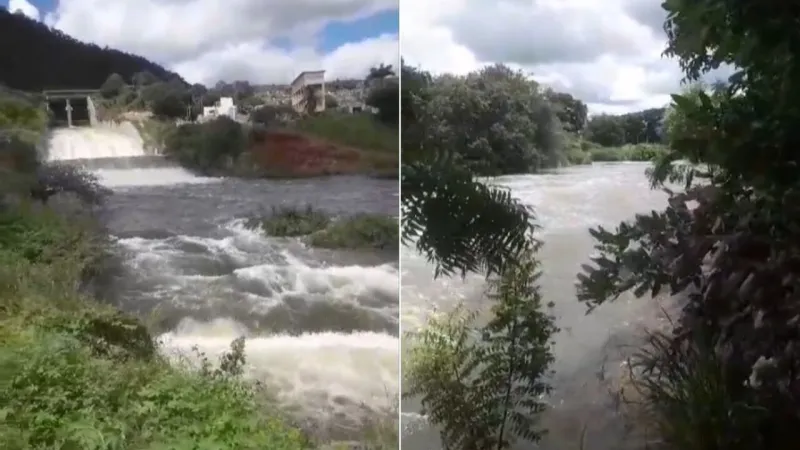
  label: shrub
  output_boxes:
[247,205,330,237]
[250,104,298,127]
[619,331,764,450]
[0,331,309,450]
[588,143,667,162]
[404,251,557,449]
[164,117,246,173]
[32,163,111,205]
[308,214,398,250]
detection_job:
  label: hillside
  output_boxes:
[0,8,184,91]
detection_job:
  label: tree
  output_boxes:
[401,60,558,450]
[405,63,565,176]
[131,70,159,88]
[401,60,538,277]
[576,0,800,448]
[544,90,588,134]
[366,63,395,81]
[100,73,126,99]
[405,250,557,449]
[365,78,398,125]
[585,114,626,147]
[250,104,297,127]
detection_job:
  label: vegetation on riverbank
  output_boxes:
[402,62,668,175]
[248,205,398,251]
[158,111,397,178]
[1,96,398,449]
[402,0,796,449]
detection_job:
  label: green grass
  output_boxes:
[309,214,398,250]
[0,202,310,449]
[289,112,398,154]
[248,205,331,237]
[0,88,48,145]
[587,143,667,163]
[0,195,398,449]
[618,331,765,450]
[248,205,398,250]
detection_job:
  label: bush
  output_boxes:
[0,200,309,450]
[0,329,308,449]
[404,251,557,448]
[251,104,298,128]
[588,143,667,162]
[163,117,247,173]
[247,205,330,237]
[100,73,126,99]
[365,81,399,126]
[618,331,763,450]
[248,207,397,250]
[308,214,398,250]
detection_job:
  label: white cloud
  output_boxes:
[400,0,701,113]
[41,0,398,85]
[8,0,40,20]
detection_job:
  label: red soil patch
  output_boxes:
[247,131,365,177]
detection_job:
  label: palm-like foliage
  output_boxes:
[402,159,536,277]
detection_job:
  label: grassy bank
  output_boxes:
[0,98,399,449]
[565,141,668,165]
[286,112,397,154]
[161,113,397,179]
[0,200,311,450]
[248,205,398,251]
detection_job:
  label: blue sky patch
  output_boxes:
[6,1,398,54]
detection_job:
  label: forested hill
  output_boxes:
[0,8,185,91]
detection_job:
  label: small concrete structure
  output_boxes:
[290,70,326,114]
[201,96,237,121]
[43,89,100,127]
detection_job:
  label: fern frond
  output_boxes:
[401,160,537,278]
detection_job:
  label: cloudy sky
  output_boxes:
[401,0,731,114]
[4,0,399,86]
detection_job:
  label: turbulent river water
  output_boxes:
[401,162,674,450]
[46,126,400,440]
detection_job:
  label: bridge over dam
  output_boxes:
[44,89,99,127]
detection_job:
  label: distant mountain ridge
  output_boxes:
[0,8,185,92]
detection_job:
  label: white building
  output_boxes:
[290,70,326,114]
[202,96,237,121]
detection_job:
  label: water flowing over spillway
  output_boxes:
[46,122,148,161]
[46,127,399,438]
[402,163,673,450]
[46,124,217,188]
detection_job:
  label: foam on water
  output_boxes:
[47,123,147,161]
[114,220,399,428]
[159,319,399,424]
[93,167,220,188]
[46,124,221,188]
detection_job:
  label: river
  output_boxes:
[46,125,400,441]
[401,162,674,450]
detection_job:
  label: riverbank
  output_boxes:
[127,112,397,179]
[0,95,399,449]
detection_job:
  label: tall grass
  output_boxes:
[290,112,398,154]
